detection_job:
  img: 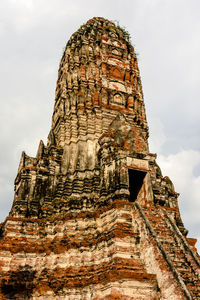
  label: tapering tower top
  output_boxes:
[49,17,148,151]
[12,18,152,219]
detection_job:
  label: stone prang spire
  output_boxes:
[0,17,200,299]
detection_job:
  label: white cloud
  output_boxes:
[158,150,200,188]
[148,117,166,153]
[157,149,200,252]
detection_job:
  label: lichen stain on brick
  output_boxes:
[1,266,36,299]
[0,16,199,299]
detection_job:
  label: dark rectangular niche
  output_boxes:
[128,169,146,202]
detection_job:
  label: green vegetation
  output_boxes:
[114,21,131,41]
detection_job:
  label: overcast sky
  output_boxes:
[0,0,200,251]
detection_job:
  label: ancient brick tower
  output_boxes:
[0,17,200,299]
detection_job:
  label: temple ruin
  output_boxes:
[0,17,200,299]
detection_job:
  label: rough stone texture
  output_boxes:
[0,17,200,299]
